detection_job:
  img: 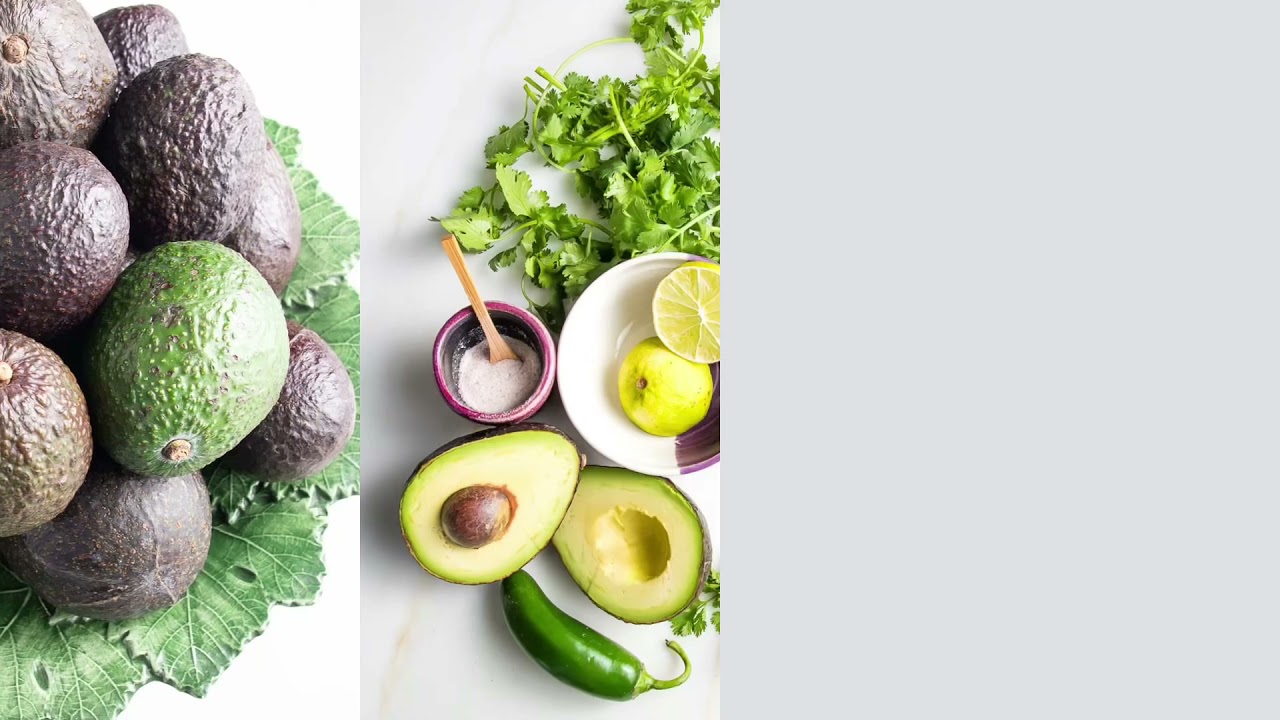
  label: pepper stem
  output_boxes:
[637,640,692,694]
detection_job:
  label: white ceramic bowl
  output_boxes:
[557,252,720,476]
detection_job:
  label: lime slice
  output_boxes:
[652,261,720,364]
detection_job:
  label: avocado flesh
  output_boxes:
[0,459,211,621]
[0,0,118,150]
[401,425,582,585]
[0,329,92,537]
[552,466,711,624]
[84,241,289,477]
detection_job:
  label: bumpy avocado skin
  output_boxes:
[229,321,355,482]
[0,0,118,150]
[222,142,302,295]
[102,54,266,247]
[0,329,92,537]
[0,460,211,621]
[0,141,129,341]
[84,242,289,477]
[93,4,188,94]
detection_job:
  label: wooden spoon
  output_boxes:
[441,235,521,364]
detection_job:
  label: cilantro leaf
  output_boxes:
[496,165,548,218]
[484,122,532,167]
[627,0,720,51]
[670,569,720,638]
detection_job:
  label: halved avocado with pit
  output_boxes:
[552,466,711,624]
[400,423,584,585]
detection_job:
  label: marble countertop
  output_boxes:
[360,1,721,717]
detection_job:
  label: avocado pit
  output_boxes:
[2,36,27,64]
[441,485,514,549]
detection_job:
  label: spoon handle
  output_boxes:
[441,235,519,363]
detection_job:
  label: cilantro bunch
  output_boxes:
[437,0,721,331]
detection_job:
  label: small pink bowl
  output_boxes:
[432,302,557,425]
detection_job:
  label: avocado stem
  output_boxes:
[1,36,27,64]
[162,439,192,463]
[0,362,11,386]
[637,640,692,694]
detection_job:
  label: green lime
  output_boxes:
[617,337,714,437]
[652,262,720,364]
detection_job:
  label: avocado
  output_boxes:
[93,4,188,94]
[0,141,129,341]
[0,329,92,537]
[0,458,211,621]
[84,241,289,477]
[227,320,356,482]
[222,142,302,295]
[552,466,711,624]
[0,0,117,150]
[400,424,585,585]
[101,53,266,247]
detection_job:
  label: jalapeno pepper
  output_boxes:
[500,569,692,701]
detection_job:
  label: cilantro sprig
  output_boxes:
[671,568,720,637]
[435,0,720,331]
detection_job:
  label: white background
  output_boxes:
[76,1,362,718]
[361,1,720,719]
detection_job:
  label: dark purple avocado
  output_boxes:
[228,321,356,482]
[0,458,211,621]
[0,0,118,150]
[0,329,92,538]
[0,141,129,341]
[222,141,303,296]
[93,4,189,94]
[100,53,267,247]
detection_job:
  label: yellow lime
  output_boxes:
[618,337,714,437]
[652,261,720,364]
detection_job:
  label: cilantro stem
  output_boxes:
[609,87,640,154]
[535,67,566,92]
[675,26,707,83]
[580,218,614,238]
[529,36,633,170]
[674,204,720,236]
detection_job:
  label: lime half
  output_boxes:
[652,261,720,364]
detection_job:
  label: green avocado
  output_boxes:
[552,466,711,624]
[227,321,356,482]
[0,141,130,341]
[400,424,585,585]
[100,53,266,247]
[0,0,118,150]
[0,458,211,621]
[93,4,188,94]
[0,329,92,538]
[84,241,289,477]
[222,142,302,295]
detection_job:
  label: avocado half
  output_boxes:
[400,423,585,585]
[552,466,711,624]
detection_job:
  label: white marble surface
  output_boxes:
[361,1,721,718]
[75,1,362,717]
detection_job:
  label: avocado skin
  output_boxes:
[84,241,289,477]
[102,53,266,247]
[0,329,92,538]
[222,142,302,296]
[228,321,355,482]
[0,459,211,621]
[0,0,118,150]
[0,141,129,341]
[93,4,188,95]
